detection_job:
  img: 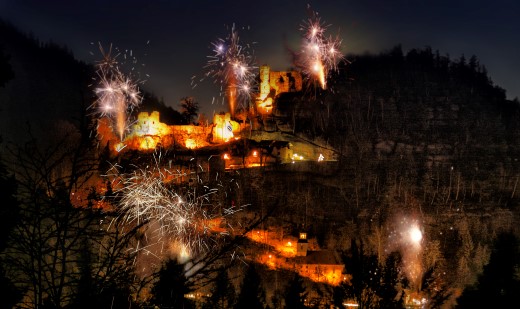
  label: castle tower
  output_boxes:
[259,66,270,100]
[255,65,273,115]
[296,232,308,257]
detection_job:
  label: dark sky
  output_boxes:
[1,0,519,117]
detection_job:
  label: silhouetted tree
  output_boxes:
[283,274,307,309]
[456,232,520,308]
[343,239,380,308]
[0,45,14,88]
[0,152,23,308]
[1,126,142,308]
[378,252,405,309]
[204,269,235,309]
[0,150,19,252]
[180,96,200,124]
[335,240,407,309]
[71,213,144,309]
[150,258,195,309]
[2,128,98,308]
[235,264,266,309]
[332,278,348,308]
[139,92,183,124]
[419,240,452,309]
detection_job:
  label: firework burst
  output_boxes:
[90,43,143,141]
[201,24,257,116]
[297,7,344,89]
[387,216,424,291]
[108,151,244,259]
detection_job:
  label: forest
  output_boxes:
[1,18,520,308]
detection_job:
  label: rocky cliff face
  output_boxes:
[229,47,520,301]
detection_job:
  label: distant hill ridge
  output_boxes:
[1,18,519,169]
[0,19,179,143]
[281,45,520,173]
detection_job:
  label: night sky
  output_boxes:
[1,0,519,117]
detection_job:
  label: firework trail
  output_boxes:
[200,24,257,116]
[108,151,244,260]
[297,6,344,89]
[90,43,143,141]
[387,216,424,291]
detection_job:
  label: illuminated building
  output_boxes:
[293,231,344,285]
[98,111,240,152]
[293,250,344,285]
[297,232,309,256]
[255,65,302,115]
[96,65,337,170]
[245,229,344,286]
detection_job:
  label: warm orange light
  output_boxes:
[252,150,258,157]
[138,136,159,150]
[223,153,230,160]
[243,229,343,285]
[123,111,171,150]
[185,139,197,149]
[114,142,127,152]
[409,225,423,244]
[135,111,169,136]
[343,302,359,307]
[292,153,304,161]
[313,59,326,89]
[212,113,238,142]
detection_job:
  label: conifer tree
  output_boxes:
[151,258,195,309]
[283,274,307,309]
[204,269,236,309]
[235,264,266,309]
[456,232,520,308]
[0,45,14,88]
[0,154,22,309]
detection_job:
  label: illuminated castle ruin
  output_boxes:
[96,65,338,170]
[255,65,302,115]
[98,111,241,152]
[92,65,344,286]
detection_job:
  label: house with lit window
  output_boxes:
[292,232,344,285]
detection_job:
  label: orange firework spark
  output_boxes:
[106,151,245,259]
[200,24,257,116]
[298,6,344,89]
[90,43,143,141]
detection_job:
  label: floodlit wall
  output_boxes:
[256,65,302,115]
